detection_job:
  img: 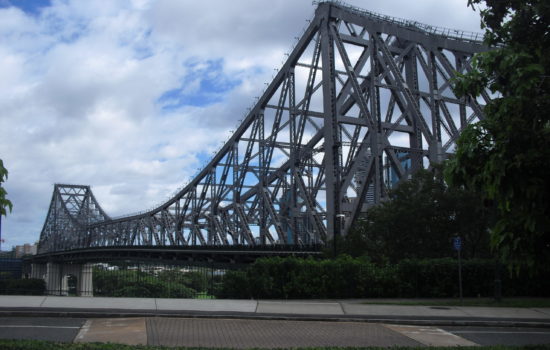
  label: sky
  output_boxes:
[0,0,484,249]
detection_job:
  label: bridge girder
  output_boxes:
[38,1,488,254]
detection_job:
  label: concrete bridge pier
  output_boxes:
[45,262,61,295]
[32,263,94,296]
[30,263,47,280]
[79,263,94,297]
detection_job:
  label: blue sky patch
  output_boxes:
[0,0,51,15]
[157,58,241,110]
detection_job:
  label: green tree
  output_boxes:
[345,168,490,263]
[0,159,13,217]
[445,0,550,273]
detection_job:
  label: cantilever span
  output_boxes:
[38,1,488,255]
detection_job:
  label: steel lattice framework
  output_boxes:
[38,1,489,254]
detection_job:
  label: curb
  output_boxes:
[1,309,549,329]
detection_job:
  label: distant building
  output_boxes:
[385,151,411,189]
[14,243,37,258]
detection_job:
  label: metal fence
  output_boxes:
[0,258,245,298]
[88,261,239,299]
[0,258,22,279]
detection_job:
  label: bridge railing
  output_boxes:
[314,0,484,42]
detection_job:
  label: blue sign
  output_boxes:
[453,236,462,251]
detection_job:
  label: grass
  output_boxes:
[0,340,550,350]
[361,297,550,308]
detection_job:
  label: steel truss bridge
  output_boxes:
[37,1,488,260]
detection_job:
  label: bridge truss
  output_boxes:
[38,1,488,254]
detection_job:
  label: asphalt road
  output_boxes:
[443,326,550,346]
[0,317,550,346]
[0,317,86,342]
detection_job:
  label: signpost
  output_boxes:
[453,236,463,304]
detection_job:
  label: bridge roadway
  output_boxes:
[27,244,323,264]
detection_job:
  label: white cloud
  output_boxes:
[0,0,483,248]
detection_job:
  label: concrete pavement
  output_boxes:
[0,295,549,327]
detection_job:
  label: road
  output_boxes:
[442,326,550,346]
[0,317,549,347]
[0,317,85,342]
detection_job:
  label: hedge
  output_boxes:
[217,256,550,299]
[0,278,45,295]
[93,268,210,298]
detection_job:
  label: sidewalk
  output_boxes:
[0,295,549,327]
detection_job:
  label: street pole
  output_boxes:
[453,236,463,305]
[494,259,502,302]
[0,180,2,253]
[458,247,463,305]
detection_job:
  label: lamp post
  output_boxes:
[453,236,463,305]
[0,181,3,253]
[334,213,345,257]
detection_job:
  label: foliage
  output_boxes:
[217,270,249,299]
[220,256,397,299]
[0,159,13,217]
[445,1,550,273]
[0,278,45,295]
[342,168,490,263]
[219,256,550,299]
[93,267,209,298]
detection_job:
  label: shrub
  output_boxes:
[0,278,45,295]
[219,256,550,299]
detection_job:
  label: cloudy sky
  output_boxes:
[0,0,484,249]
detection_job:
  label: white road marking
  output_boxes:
[75,320,92,340]
[384,324,479,346]
[452,331,550,335]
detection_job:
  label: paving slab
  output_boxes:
[147,317,421,348]
[457,307,550,319]
[156,298,257,313]
[75,317,147,345]
[341,303,470,317]
[0,295,46,308]
[384,324,478,346]
[257,301,344,315]
[41,296,156,310]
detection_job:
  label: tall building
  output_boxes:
[14,243,37,258]
[385,151,411,189]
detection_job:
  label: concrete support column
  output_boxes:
[79,263,93,297]
[46,262,61,295]
[60,275,69,296]
[30,263,47,279]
